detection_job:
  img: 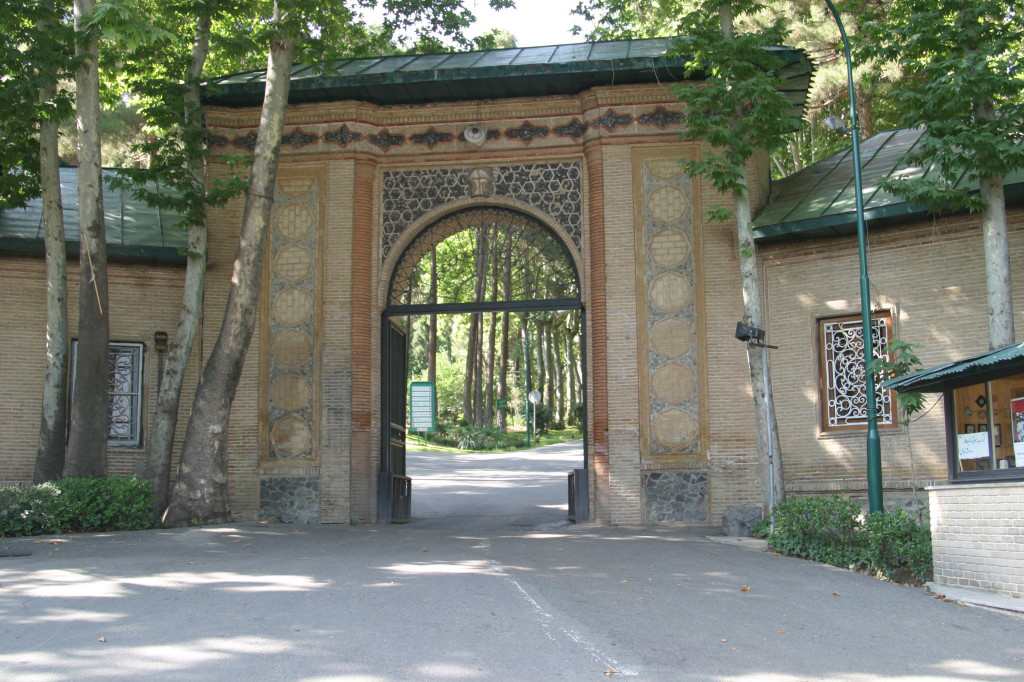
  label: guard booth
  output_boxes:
[884,342,1024,597]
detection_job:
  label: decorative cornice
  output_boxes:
[368,130,405,151]
[638,107,682,129]
[554,119,588,139]
[232,132,258,151]
[505,121,550,145]
[592,109,634,132]
[323,125,362,147]
[282,129,319,148]
[411,128,454,149]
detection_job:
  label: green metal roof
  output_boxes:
[753,127,1024,242]
[0,167,187,264]
[881,342,1024,393]
[203,37,813,118]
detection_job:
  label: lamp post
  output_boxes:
[823,0,883,513]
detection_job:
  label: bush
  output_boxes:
[768,494,866,569]
[863,509,933,584]
[766,495,932,585]
[0,476,155,537]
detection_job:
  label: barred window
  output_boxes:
[820,313,894,431]
[71,341,144,446]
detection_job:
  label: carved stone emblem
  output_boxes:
[468,168,494,197]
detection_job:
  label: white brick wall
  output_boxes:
[929,482,1024,597]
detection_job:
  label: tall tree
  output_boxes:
[64,0,110,478]
[847,0,1023,349]
[165,0,507,526]
[34,10,73,483]
[673,1,793,510]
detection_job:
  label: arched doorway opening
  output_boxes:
[381,206,586,524]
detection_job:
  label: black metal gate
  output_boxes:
[379,319,411,523]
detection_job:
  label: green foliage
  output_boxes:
[869,339,925,422]
[671,1,802,221]
[0,477,155,537]
[750,515,771,538]
[862,509,933,584]
[0,1,75,208]
[845,0,1024,213]
[768,494,866,568]
[767,495,933,584]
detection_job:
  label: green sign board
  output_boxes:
[496,397,509,411]
[409,381,436,432]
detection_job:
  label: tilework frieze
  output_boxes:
[380,162,582,260]
[207,105,685,155]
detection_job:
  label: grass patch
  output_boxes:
[408,426,581,453]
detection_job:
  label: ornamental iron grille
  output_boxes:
[821,314,893,429]
[387,207,579,313]
[71,341,144,446]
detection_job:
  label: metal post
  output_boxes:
[525,323,532,450]
[824,0,883,513]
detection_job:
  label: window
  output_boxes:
[819,312,894,431]
[951,375,1024,478]
[71,341,144,447]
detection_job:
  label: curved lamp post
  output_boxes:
[823,0,883,513]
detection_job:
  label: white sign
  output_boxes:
[528,390,542,404]
[957,432,990,460]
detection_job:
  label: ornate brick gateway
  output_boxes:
[196,38,813,525]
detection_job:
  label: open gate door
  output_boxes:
[379,319,411,523]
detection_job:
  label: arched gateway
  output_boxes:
[380,205,585,522]
[195,37,811,525]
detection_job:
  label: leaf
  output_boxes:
[832,591,840,597]
[97,637,106,643]
[740,585,750,591]
[603,670,620,676]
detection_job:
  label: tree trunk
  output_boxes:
[976,98,1016,349]
[428,247,437,385]
[34,51,69,483]
[145,14,212,514]
[735,179,785,510]
[164,25,296,527]
[721,1,784,511]
[65,0,109,479]
[484,235,498,425]
[567,314,579,425]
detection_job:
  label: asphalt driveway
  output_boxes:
[1,442,1021,681]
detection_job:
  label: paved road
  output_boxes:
[1,442,1022,681]
[407,440,583,530]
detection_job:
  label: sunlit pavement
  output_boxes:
[1,444,1022,681]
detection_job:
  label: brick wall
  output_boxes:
[759,209,1024,498]
[0,256,195,485]
[929,482,1024,597]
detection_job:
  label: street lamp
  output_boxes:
[823,0,883,513]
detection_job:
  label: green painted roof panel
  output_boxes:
[203,37,812,113]
[882,342,1024,393]
[753,128,1024,241]
[0,167,187,263]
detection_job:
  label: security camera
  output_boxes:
[464,125,487,145]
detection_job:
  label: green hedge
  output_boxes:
[0,476,155,537]
[766,494,932,584]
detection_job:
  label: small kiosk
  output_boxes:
[883,342,1024,597]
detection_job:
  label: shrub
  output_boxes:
[0,477,155,537]
[766,495,933,585]
[863,509,933,584]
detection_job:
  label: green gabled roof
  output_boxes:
[203,37,813,118]
[0,167,187,264]
[753,127,1024,242]
[881,342,1024,393]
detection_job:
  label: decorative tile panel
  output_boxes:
[641,159,699,455]
[381,162,582,259]
[266,177,319,461]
